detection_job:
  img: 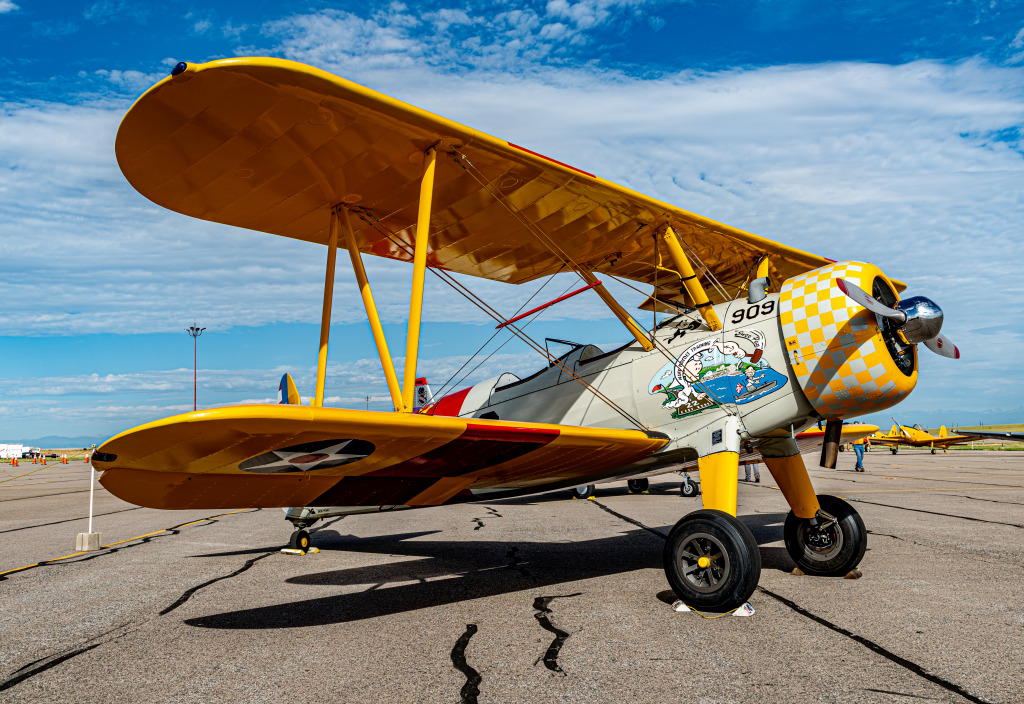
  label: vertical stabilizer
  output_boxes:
[278,373,302,405]
[939,425,948,438]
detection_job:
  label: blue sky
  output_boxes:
[2,0,1023,443]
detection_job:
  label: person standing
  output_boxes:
[852,437,867,472]
[743,462,760,482]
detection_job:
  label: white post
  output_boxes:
[88,463,95,534]
[77,445,101,551]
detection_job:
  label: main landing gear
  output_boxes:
[783,495,866,576]
[663,495,867,611]
[664,510,760,611]
[890,447,899,455]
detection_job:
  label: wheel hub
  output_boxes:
[676,532,731,594]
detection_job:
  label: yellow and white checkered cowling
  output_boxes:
[779,261,917,419]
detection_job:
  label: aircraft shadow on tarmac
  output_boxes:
[185,511,795,630]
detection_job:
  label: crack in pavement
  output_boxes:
[0,506,144,535]
[0,509,262,582]
[0,510,271,693]
[0,489,91,503]
[590,499,667,539]
[588,499,994,704]
[532,593,583,675]
[505,546,530,578]
[758,588,992,704]
[846,497,1024,530]
[450,623,481,704]
[160,552,275,615]
[470,507,502,532]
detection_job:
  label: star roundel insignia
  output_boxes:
[238,438,375,473]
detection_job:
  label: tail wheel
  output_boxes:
[680,480,700,498]
[572,484,596,499]
[664,510,761,612]
[890,447,898,455]
[289,529,310,551]
[627,478,649,494]
[783,495,866,576]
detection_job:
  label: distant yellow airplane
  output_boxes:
[870,420,973,454]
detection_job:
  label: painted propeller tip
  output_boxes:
[835,278,849,294]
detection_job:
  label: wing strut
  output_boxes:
[402,147,438,413]
[657,225,723,332]
[314,210,339,407]
[579,270,655,351]
[340,207,404,411]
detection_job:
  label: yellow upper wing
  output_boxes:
[116,57,847,305]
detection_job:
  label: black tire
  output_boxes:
[572,484,596,499]
[664,510,761,612]
[890,447,898,455]
[930,448,936,454]
[784,495,866,577]
[680,480,700,498]
[627,478,649,493]
[289,529,310,551]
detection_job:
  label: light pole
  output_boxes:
[186,324,206,411]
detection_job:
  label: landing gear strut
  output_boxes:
[783,495,866,576]
[663,510,760,611]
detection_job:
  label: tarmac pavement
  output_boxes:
[1,450,1022,703]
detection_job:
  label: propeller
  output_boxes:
[836,278,959,360]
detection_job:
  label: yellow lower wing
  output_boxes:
[94,405,667,510]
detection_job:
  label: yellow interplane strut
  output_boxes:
[314,212,339,407]
[579,269,654,351]
[402,147,438,413]
[340,208,404,412]
[657,225,723,331]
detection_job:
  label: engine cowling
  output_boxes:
[779,261,917,420]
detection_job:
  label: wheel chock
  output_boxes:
[586,496,596,500]
[280,547,320,555]
[844,568,863,579]
[672,600,755,618]
[790,567,805,576]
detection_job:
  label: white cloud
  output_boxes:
[3,5,1024,429]
[0,1,18,14]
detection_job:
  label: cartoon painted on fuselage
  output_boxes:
[649,328,788,418]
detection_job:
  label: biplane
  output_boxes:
[870,422,974,454]
[93,57,960,611]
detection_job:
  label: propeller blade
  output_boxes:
[836,278,907,323]
[923,333,960,359]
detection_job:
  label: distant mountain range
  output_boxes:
[19,435,104,449]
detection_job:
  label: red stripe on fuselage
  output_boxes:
[426,387,471,416]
